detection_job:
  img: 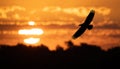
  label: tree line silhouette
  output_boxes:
[0,40,120,69]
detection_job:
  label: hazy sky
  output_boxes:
[0,0,120,50]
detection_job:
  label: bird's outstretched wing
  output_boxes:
[72,26,86,39]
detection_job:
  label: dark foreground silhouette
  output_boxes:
[0,41,120,69]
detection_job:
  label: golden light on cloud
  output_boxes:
[0,6,111,22]
[24,38,40,44]
[18,28,44,35]
[28,21,35,26]
[41,7,111,17]
[96,7,111,16]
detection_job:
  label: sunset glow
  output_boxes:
[28,21,35,26]
[18,28,44,35]
[0,0,120,50]
[24,38,40,44]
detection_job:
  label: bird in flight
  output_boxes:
[72,10,95,39]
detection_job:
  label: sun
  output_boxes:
[18,28,44,45]
[28,21,35,26]
[24,37,40,45]
[18,28,44,35]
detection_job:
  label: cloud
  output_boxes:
[0,6,111,19]
[0,9,7,18]
[0,6,116,28]
[42,6,111,17]
[0,6,26,19]
[93,16,120,30]
[4,6,26,12]
[35,6,112,26]
[95,7,111,16]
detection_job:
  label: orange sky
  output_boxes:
[0,0,120,50]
